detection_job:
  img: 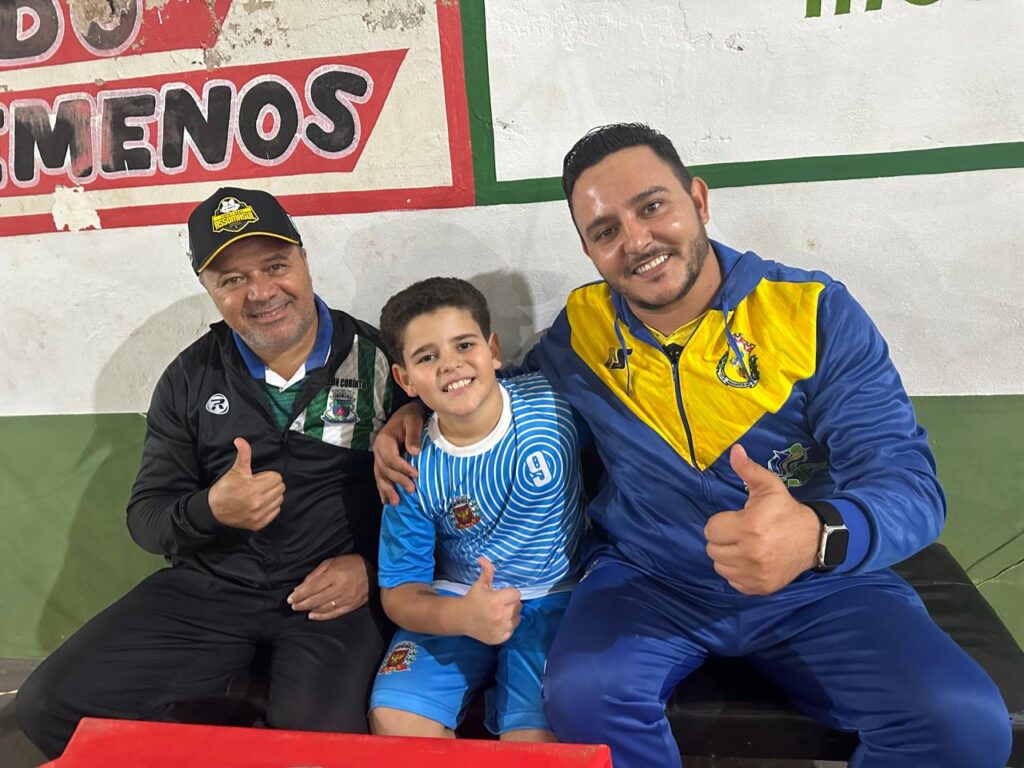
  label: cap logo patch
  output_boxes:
[211,196,259,234]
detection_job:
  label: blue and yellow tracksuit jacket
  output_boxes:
[527,240,945,591]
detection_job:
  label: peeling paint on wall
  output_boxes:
[203,46,227,70]
[362,0,427,33]
[51,185,102,231]
[70,0,135,26]
[242,0,275,13]
[68,0,140,57]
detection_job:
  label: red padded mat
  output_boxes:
[43,718,613,767]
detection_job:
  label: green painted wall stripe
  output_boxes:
[460,0,1024,205]
[460,0,500,200]
[476,177,565,206]
[696,142,1024,189]
[1,396,1021,659]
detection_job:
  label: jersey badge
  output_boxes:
[449,495,482,530]
[322,386,359,424]
[717,333,760,389]
[378,640,418,675]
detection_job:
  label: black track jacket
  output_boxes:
[126,308,402,590]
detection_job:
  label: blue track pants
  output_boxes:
[543,555,1012,768]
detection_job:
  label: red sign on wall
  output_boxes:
[1,0,233,69]
[1,51,407,195]
[0,0,474,236]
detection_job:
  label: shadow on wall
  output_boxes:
[326,218,563,362]
[35,294,217,654]
[468,270,536,362]
[31,242,553,654]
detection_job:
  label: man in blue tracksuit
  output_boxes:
[374,124,1012,767]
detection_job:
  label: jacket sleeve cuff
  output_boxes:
[829,497,870,573]
[184,488,221,535]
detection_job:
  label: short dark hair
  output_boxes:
[379,277,491,364]
[562,123,693,215]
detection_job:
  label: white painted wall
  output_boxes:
[486,0,1024,178]
[1,0,1022,416]
[4,166,1022,415]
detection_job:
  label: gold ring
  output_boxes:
[330,600,337,610]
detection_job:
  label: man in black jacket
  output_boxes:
[17,187,401,758]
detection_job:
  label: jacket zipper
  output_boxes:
[663,344,698,467]
[267,369,325,587]
[664,343,713,501]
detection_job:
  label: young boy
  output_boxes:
[369,277,588,742]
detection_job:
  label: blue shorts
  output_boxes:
[369,590,570,734]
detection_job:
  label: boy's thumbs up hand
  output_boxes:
[460,556,522,645]
[475,555,495,590]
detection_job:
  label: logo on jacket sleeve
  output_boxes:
[378,641,418,675]
[449,495,482,530]
[768,443,827,487]
[717,333,760,389]
[211,197,259,233]
[205,393,230,414]
[322,385,359,424]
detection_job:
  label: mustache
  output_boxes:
[245,300,288,316]
[627,247,676,273]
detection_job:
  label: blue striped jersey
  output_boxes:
[378,372,587,599]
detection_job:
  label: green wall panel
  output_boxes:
[0,396,1021,659]
[916,395,1024,644]
[0,414,162,660]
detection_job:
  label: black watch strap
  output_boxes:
[805,500,844,528]
[805,500,849,572]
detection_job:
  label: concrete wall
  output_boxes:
[1,0,1021,658]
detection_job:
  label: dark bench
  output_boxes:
[177,543,1024,764]
[657,543,1024,764]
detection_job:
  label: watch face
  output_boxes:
[823,526,850,568]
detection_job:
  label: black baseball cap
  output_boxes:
[187,187,302,274]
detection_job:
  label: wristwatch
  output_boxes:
[805,500,849,572]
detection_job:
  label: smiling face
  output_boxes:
[199,236,317,365]
[392,306,503,444]
[571,145,720,330]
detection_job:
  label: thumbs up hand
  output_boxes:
[703,444,821,595]
[208,437,286,531]
[458,556,522,645]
